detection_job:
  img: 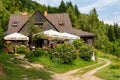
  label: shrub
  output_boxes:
[33,48,48,57]
[72,39,94,61]
[26,48,48,58]
[50,42,77,64]
[72,39,83,50]
[17,45,29,54]
[79,45,93,61]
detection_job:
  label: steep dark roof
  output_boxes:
[46,13,96,37]
[6,14,29,34]
[72,28,96,37]
[6,10,96,38]
[46,13,73,33]
[18,10,59,33]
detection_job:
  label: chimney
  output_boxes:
[21,11,27,16]
[44,11,47,17]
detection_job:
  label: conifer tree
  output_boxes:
[66,1,73,8]
[107,25,115,41]
[89,8,99,32]
[59,0,66,13]
[113,23,120,39]
[74,4,80,17]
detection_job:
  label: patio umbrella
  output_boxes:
[62,32,80,39]
[43,29,63,38]
[4,32,29,54]
[4,32,29,40]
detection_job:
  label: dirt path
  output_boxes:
[12,55,44,69]
[80,58,111,80]
[51,58,111,80]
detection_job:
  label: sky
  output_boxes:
[33,0,120,25]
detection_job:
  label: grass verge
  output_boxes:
[95,50,120,80]
[29,56,97,73]
[73,58,106,75]
[0,53,51,80]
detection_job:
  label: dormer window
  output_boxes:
[12,22,18,27]
[58,21,64,26]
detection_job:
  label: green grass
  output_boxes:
[95,50,120,80]
[0,53,51,80]
[30,56,97,73]
[73,58,106,75]
[95,66,120,80]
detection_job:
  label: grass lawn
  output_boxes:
[73,58,106,75]
[95,50,120,80]
[30,56,97,73]
[0,53,51,80]
[95,66,120,80]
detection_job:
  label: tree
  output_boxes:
[47,5,59,13]
[67,6,79,28]
[59,0,66,13]
[113,23,120,39]
[0,2,10,31]
[27,17,42,46]
[88,8,99,32]
[79,14,89,31]
[107,25,115,41]
[0,26,4,52]
[74,4,80,17]
[66,1,73,8]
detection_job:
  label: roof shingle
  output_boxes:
[46,13,73,33]
[6,14,29,34]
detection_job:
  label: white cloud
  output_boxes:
[104,20,114,25]
[79,0,120,13]
[101,16,120,25]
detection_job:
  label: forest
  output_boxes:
[0,0,120,57]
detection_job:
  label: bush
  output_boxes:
[33,48,48,57]
[17,45,29,54]
[79,45,93,61]
[72,39,83,50]
[26,48,48,58]
[50,42,77,64]
[72,39,94,61]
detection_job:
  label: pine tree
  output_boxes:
[113,23,120,39]
[67,6,79,28]
[74,4,80,17]
[88,8,99,32]
[66,1,73,8]
[107,25,115,41]
[59,0,66,13]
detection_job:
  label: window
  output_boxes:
[12,22,18,27]
[34,22,44,25]
[58,21,64,26]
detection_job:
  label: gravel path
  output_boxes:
[51,58,111,80]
